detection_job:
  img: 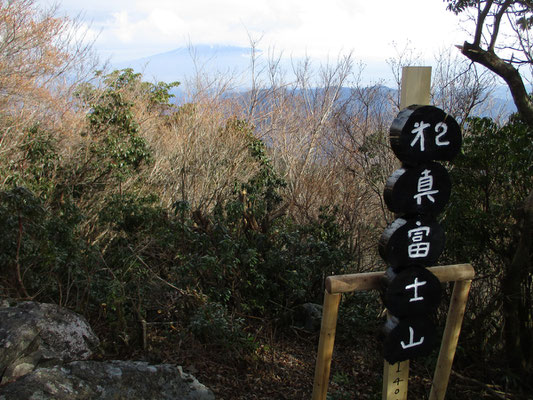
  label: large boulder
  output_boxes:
[293,303,323,332]
[0,301,99,384]
[0,360,215,400]
[0,301,215,399]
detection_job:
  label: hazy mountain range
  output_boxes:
[114,44,517,117]
[114,44,255,85]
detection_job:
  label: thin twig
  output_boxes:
[451,370,515,399]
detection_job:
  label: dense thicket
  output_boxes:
[442,115,533,381]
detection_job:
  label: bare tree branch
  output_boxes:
[489,0,513,51]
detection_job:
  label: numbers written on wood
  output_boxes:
[390,361,407,400]
[389,105,461,164]
[393,373,403,396]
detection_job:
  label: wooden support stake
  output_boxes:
[429,279,472,400]
[141,319,148,350]
[311,290,342,400]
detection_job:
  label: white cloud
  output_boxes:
[40,0,468,65]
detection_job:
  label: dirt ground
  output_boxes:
[121,321,530,400]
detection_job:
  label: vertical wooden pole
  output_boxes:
[429,279,472,400]
[400,66,432,109]
[382,360,409,400]
[311,290,342,400]
[141,319,148,350]
[383,66,432,400]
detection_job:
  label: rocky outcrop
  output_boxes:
[0,301,215,399]
[0,300,99,385]
[0,360,214,400]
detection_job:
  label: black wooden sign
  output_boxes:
[384,162,451,216]
[389,105,461,165]
[381,104,462,364]
[379,216,445,269]
[383,315,436,365]
[384,266,442,318]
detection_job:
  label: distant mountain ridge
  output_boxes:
[113,45,516,118]
[115,44,253,84]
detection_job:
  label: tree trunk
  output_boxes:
[501,188,533,373]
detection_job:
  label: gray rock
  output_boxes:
[0,360,215,400]
[0,301,215,399]
[0,301,100,384]
[294,303,323,332]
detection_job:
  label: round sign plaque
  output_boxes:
[384,266,442,318]
[390,105,462,165]
[384,162,451,216]
[379,216,445,268]
[383,315,437,364]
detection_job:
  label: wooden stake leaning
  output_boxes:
[311,263,474,400]
[312,291,341,400]
[429,279,472,400]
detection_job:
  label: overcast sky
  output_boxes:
[37,0,471,83]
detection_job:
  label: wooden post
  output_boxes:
[311,290,342,400]
[400,66,432,109]
[382,65,432,399]
[429,279,473,400]
[141,319,148,350]
[382,360,409,400]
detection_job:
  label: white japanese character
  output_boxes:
[410,121,431,151]
[435,122,450,146]
[413,169,439,205]
[401,326,425,349]
[408,221,431,258]
[405,277,427,302]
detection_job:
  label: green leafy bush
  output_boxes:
[188,302,253,354]
[442,115,533,363]
[0,186,97,305]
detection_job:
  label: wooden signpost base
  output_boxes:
[311,263,474,400]
[383,360,409,400]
